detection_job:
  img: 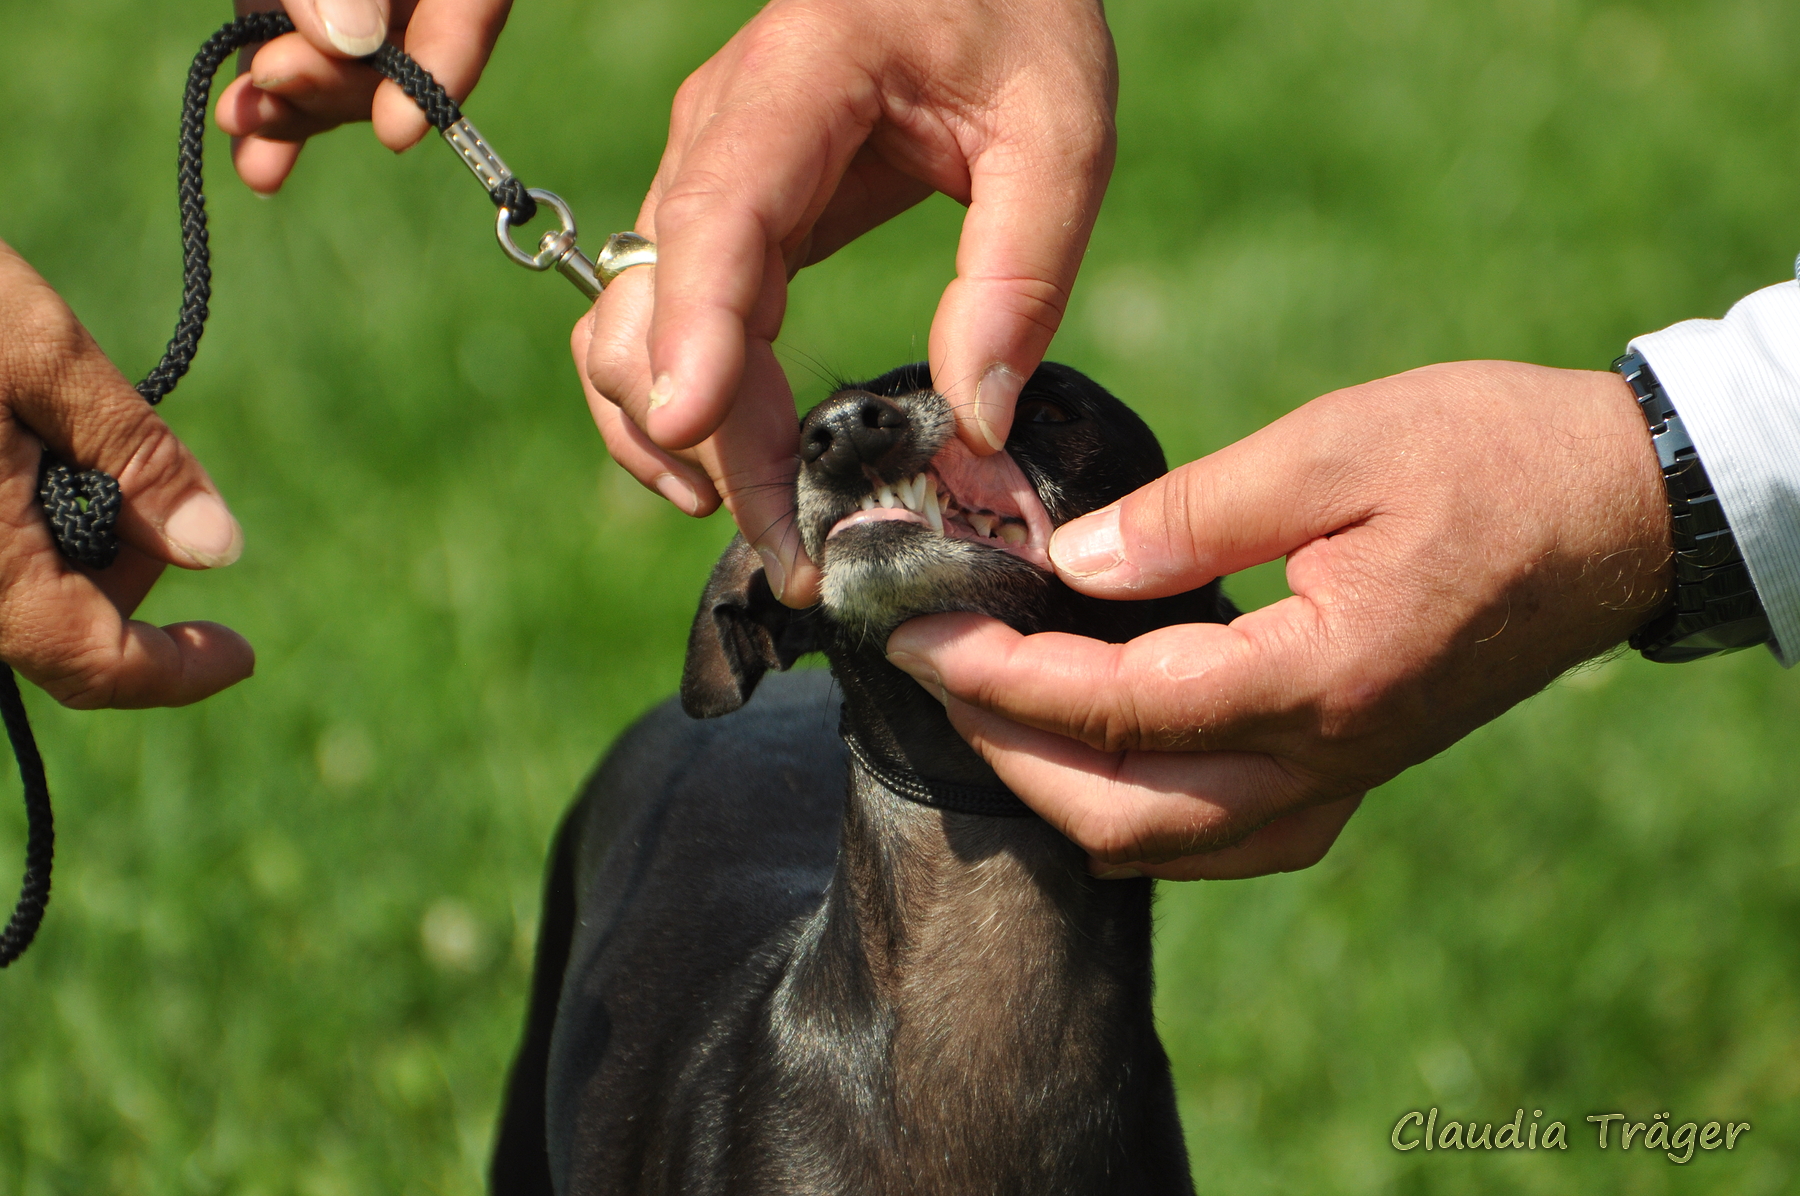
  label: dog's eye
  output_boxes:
[1017,399,1074,425]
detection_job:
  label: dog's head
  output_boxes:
[681,362,1236,727]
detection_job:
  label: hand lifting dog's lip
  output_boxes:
[793,361,1179,641]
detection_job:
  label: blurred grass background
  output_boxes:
[1,0,1797,1191]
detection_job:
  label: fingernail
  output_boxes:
[1093,866,1143,881]
[653,472,701,515]
[315,0,387,56]
[973,363,1023,452]
[164,492,244,568]
[1049,505,1123,578]
[647,374,676,412]
[756,546,787,603]
[885,651,947,705]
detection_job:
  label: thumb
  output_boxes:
[3,263,242,571]
[275,0,391,58]
[1048,402,1368,598]
[928,122,1114,455]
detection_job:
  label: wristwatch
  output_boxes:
[1614,350,1773,662]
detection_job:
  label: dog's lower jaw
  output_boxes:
[733,757,1194,1195]
[818,521,1051,646]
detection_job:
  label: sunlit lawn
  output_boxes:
[2,0,1798,1191]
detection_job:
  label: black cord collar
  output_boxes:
[841,725,1037,819]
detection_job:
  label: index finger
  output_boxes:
[884,602,1331,756]
[941,696,1330,864]
[641,56,879,452]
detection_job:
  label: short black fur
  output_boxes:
[492,363,1235,1195]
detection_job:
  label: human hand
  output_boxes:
[216,0,513,194]
[0,242,253,708]
[886,361,1672,879]
[580,0,1117,606]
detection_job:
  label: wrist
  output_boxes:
[1538,366,1675,659]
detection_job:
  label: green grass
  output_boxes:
[2,0,1798,1191]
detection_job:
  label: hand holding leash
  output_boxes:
[4,10,651,965]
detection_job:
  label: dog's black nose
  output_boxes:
[801,392,909,477]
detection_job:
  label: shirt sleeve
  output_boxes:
[1630,279,1800,667]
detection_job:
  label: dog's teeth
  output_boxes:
[998,522,1027,546]
[877,485,897,509]
[900,477,921,512]
[860,495,875,511]
[923,484,943,532]
[968,512,995,538]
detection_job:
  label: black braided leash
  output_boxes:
[0,671,52,966]
[3,14,543,967]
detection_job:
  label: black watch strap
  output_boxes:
[1614,350,1773,663]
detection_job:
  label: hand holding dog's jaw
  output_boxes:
[890,360,1673,879]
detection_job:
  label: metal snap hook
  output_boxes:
[494,190,655,300]
[496,188,578,271]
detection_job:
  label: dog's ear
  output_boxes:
[681,536,820,718]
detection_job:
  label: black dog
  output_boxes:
[490,363,1236,1195]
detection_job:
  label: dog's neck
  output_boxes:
[828,644,1004,790]
[751,647,1163,1189]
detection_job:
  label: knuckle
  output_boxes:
[981,277,1071,346]
[1011,295,1068,346]
[1092,675,1158,753]
[734,15,811,67]
[585,351,634,408]
[106,416,194,499]
[1066,803,1143,863]
[652,172,738,231]
[16,634,125,710]
[1055,118,1116,172]
[1150,466,1207,565]
[733,6,851,75]
[670,68,712,117]
[1096,706,1138,755]
[2,292,89,403]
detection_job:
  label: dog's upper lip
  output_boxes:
[823,440,1054,568]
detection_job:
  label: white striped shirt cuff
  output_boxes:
[1631,279,1800,667]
